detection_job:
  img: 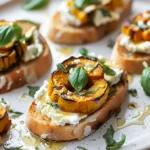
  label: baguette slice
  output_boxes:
[0,35,52,93]
[26,73,128,141]
[111,35,150,74]
[48,0,133,45]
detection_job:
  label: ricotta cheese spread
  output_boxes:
[60,1,122,27]
[22,30,43,62]
[93,10,120,27]
[35,81,87,126]
[120,35,150,54]
[60,1,82,26]
[104,67,123,86]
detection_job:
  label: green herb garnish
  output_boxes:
[23,0,49,10]
[33,47,38,56]
[77,146,88,150]
[99,61,116,76]
[109,87,117,96]
[47,101,59,107]
[141,62,150,96]
[74,0,99,9]
[0,98,7,104]
[99,8,111,17]
[9,109,23,118]
[0,23,22,47]
[79,48,96,60]
[128,89,138,98]
[103,125,126,150]
[27,86,40,97]
[69,66,88,92]
[78,87,100,96]
[57,63,68,73]
[34,146,40,150]
[131,21,148,30]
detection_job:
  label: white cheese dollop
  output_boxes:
[93,10,120,27]
[120,35,150,54]
[22,30,43,62]
[35,81,87,126]
[104,67,123,86]
[60,1,82,26]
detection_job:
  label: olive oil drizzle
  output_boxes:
[117,105,150,130]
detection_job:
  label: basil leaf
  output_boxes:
[77,146,88,150]
[0,25,14,46]
[57,63,68,73]
[23,0,49,10]
[99,63,116,76]
[13,23,22,40]
[27,86,40,97]
[131,21,148,30]
[103,125,126,150]
[109,87,117,96]
[99,8,111,17]
[78,87,100,96]
[141,66,150,96]
[9,109,23,118]
[69,66,88,92]
[128,89,138,97]
[74,0,99,9]
[103,125,115,146]
[79,48,96,60]
[47,102,59,107]
[34,146,39,150]
[107,134,126,150]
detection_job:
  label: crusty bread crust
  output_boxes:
[26,74,128,141]
[0,35,52,93]
[111,35,150,74]
[48,0,133,44]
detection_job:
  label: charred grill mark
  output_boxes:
[54,86,63,90]
[61,93,76,102]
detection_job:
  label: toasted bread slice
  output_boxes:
[111,35,150,74]
[0,35,52,93]
[26,73,127,141]
[48,0,133,45]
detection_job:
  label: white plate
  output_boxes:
[0,0,150,150]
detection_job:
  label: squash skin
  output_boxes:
[0,105,11,134]
[48,57,109,114]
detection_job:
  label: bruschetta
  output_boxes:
[111,11,150,74]
[48,0,133,44]
[0,20,52,93]
[26,56,128,141]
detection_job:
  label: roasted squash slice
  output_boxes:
[0,105,11,134]
[0,20,38,72]
[121,11,150,42]
[48,57,109,114]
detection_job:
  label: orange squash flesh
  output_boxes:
[0,105,11,134]
[48,57,109,114]
[121,11,150,42]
